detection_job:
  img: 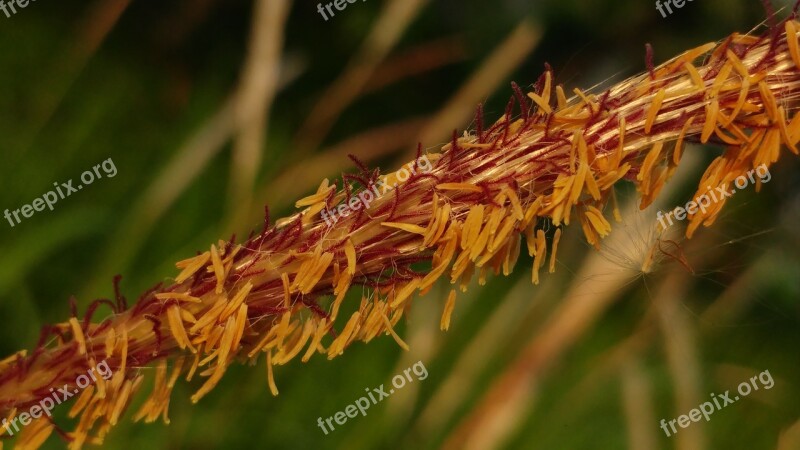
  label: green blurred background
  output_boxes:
[0,0,798,448]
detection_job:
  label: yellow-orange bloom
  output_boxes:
[1,19,799,449]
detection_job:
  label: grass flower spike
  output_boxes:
[1,16,799,449]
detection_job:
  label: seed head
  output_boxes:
[1,19,799,449]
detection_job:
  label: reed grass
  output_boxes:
[1,14,799,450]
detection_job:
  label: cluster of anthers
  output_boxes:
[1,16,799,450]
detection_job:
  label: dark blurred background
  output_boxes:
[0,0,798,448]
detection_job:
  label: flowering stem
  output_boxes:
[2,18,799,449]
